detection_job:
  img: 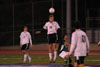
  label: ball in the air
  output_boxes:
[49,8,55,13]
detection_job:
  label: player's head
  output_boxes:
[64,33,68,40]
[24,26,28,31]
[73,21,81,30]
[49,15,54,22]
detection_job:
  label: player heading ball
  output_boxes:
[44,15,60,63]
[36,15,60,63]
[20,26,32,63]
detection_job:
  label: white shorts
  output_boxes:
[59,51,69,59]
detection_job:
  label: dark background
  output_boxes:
[0,0,100,46]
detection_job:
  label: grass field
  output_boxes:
[0,54,100,65]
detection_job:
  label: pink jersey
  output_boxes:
[69,29,90,56]
[20,32,32,45]
[43,21,60,34]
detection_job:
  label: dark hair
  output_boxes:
[73,21,81,29]
[63,33,68,38]
[24,26,28,28]
[49,15,54,18]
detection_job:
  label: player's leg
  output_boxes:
[64,57,73,67]
[21,44,32,63]
[79,64,84,67]
[79,56,85,67]
[69,57,73,67]
[26,50,32,63]
[74,56,85,67]
[64,58,68,65]
[21,44,28,63]
[22,50,28,63]
[69,57,72,64]
[49,44,53,63]
[74,62,79,67]
[26,44,32,63]
[48,34,53,63]
[52,33,58,63]
[53,43,57,63]
[74,56,80,67]
[59,52,73,66]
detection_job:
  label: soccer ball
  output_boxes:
[49,8,55,13]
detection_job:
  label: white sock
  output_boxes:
[49,53,52,61]
[53,51,57,61]
[27,54,32,63]
[24,54,28,63]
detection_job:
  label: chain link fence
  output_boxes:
[86,8,100,43]
[0,0,66,46]
[0,0,100,46]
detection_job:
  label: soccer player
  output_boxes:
[69,22,90,67]
[36,15,60,63]
[20,26,32,63]
[43,15,60,63]
[58,34,72,66]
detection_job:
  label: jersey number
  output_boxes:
[82,35,86,43]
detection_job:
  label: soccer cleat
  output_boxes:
[52,60,56,63]
[69,64,73,67]
[49,60,52,63]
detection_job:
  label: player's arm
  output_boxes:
[20,32,23,48]
[35,29,47,34]
[29,33,32,48]
[64,41,71,46]
[69,33,77,56]
[86,35,90,52]
[55,22,60,30]
[20,39,22,48]
[35,23,47,34]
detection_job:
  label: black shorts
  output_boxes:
[47,33,58,44]
[75,56,85,65]
[21,43,30,50]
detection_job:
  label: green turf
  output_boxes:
[0,54,100,65]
